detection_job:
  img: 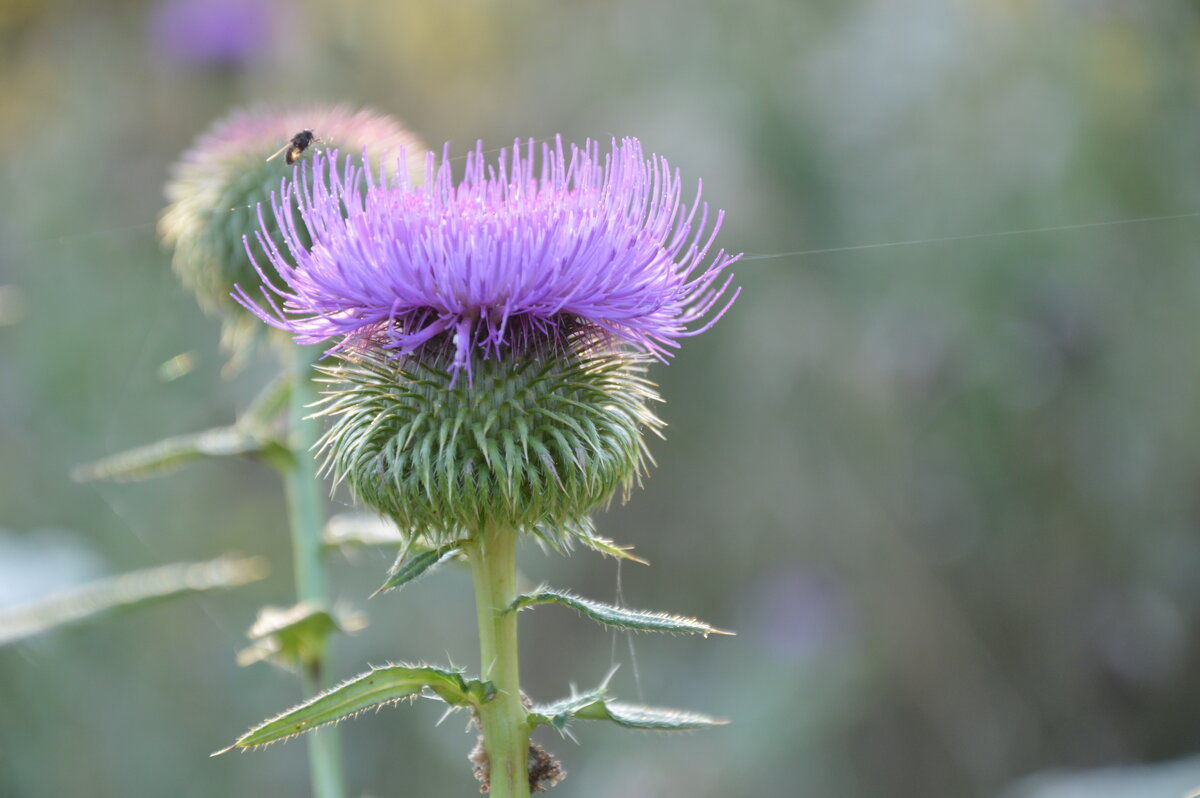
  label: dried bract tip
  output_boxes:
[470,738,566,793]
[527,742,566,793]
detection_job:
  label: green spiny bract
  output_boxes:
[315,332,663,545]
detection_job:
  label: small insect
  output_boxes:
[266,129,322,165]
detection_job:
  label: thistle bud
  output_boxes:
[159,105,424,354]
[316,333,661,544]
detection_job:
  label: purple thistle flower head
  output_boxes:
[150,0,272,69]
[237,137,740,373]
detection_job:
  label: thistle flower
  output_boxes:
[238,138,740,371]
[237,137,740,540]
[159,105,424,354]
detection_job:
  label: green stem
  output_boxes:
[468,527,531,798]
[282,344,346,798]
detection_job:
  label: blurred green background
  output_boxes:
[4,1,1200,796]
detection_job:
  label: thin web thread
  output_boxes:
[24,208,1200,264]
[14,122,1198,259]
[608,559,645,702]
[739,211,1200,262]
[81,264,244,648]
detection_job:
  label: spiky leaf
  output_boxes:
[531,689,726,732]
[530,687,609,731]
[216,664,493,753]
[574,700,728,730]
[0,555,267,647]
[371,541,463,597]
[72,426,287,482]
[565,522,647,564]
[507,588,731,636]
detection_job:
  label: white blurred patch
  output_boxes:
[1001,754,1200,798]
[0,528,105,609]
[157,351,197,382]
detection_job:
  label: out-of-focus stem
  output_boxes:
[282,344,345,798]
[468,527,531,798]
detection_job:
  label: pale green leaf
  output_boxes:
[529,687,607,731]
[323,513,406,548]
[574,700,728,730]
[371,542,462,597]
[507,587,732,636]
[0,555,268,647]
[530,689,727,732]
[216,664,493,753]
[71,426,285,483]
[236,602,365,669]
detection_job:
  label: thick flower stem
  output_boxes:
[282,344,346,798]
[468,527,531,798]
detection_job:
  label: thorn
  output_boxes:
[210,743,236,757]
[598,664,620,690]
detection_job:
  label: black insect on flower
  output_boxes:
[266,129,321,165]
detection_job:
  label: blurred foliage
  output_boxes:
[0,554,266,646]
[3,1,1200,797]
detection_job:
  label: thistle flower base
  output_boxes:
[317,334,662,545]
